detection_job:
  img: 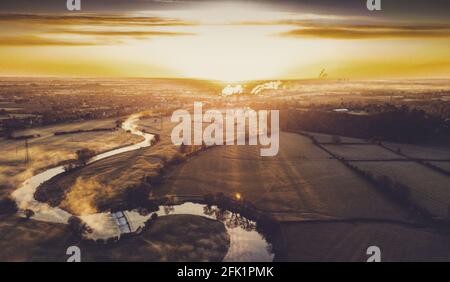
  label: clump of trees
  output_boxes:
[54,127,116,136]
[68,216,92,238]
[64,148,96,172]
[285,106,449,145]
[23,209,35,220]
[153,134,160,143]
[76,148,96,166]
[142,170,164,186]
[143,213,159,230]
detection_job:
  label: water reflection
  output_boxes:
[203,205,257,231]
[156,203,273,262]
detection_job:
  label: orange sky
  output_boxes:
[0,3,449,81]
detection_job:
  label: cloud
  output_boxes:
[0,35,102,46]
[246,19,450,39]
[230,16,450,39]
[47,29,194,38]
[0,13,197,26]
[280,26,450,39]
[0,13,196,46]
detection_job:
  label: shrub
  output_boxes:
[68,216,89,238]
[23,209,35,219]
[63,162,77,172]
[75,148,96,166]
[147,174,163,186]
[0,198,18,215]
[167,153,186,166]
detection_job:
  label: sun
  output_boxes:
[135,4,308,81]
[143,24,303,82]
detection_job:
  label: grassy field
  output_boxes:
[0,214,229,262]
[429,161,450,173]
[156,132,410,221]
[0,118,142,200]
[383,142,450,160]
[0,214,73,261]
[80,215,229,262]
[275,222,450,262]
[36,117,180,215]
[350,161,450,218]
[153,131,449,261]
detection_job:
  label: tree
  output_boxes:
[68,216,90,238]
[64,163,76,172]
[75,148,96,166]
[23,209,35,219]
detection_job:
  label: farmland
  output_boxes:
[0,78,449,261]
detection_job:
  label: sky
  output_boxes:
[0,0,449,81]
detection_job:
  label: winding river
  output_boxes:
[11,114,274,262]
